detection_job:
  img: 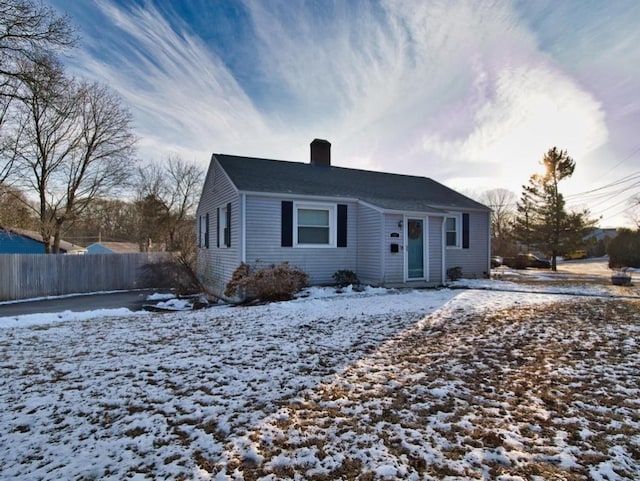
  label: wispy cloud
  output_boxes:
[69,1,271,162]
[56,0,637,225]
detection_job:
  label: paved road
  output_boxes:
[0,290,166,317]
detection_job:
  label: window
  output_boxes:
[446,215,460,247]
[199,214,209,248]
[294,203,335,246]
[282,202,347,248]
[217,203,231,248]
[298,208,329,244]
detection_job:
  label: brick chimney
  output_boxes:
[310,139,331,167]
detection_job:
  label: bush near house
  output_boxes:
[608,229,640,268]
[332,270,360,287]
[224,262,309,302]
[447,266,463,280]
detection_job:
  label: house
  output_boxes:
[86,241,141,254]
[0,227,86,254]
[196,139,491,299]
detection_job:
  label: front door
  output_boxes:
[407,218,425,279]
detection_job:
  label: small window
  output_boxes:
[294,203,335,247]
[446,215,460,247]
[219,205,228,248]
[199,214,209,248]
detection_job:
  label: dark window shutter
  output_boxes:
[205,213,210,248]
[462,213,470,249]
[337,204,347,247]
[225,202,231,247]
[198,216,202,248]
[281,201,293,247]
[216,207,220,248]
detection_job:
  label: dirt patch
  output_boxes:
[217,299,640,480]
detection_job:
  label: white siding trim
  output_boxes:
[441,217,446,284]
[402,215,407,282]
[487,212,492,273]
[359,200,385,213]
[379,211,385,283]
[241,193,246,263]
[360,199,447,217]
[425,216,430,282]
[238,190,357,204]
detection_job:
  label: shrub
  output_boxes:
[332,269,359,287]
[224,262,309,302]
[447,266,462,281]
[608,229,640,268]
[138,259,202,294]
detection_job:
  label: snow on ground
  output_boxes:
[0,264,639,480]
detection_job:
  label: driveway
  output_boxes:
[0,289,166,318]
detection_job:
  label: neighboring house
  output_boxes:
[0,227,86,254]
[196,139,491,299]
[86,242,141,254]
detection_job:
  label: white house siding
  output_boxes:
[244,196,357,285]
[445,210,491,278]
[355,203,383,285]
[428,216,444,283]
[382,214,405,284]
[195,159,241,298]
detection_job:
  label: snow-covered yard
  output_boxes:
[1,266,639,480]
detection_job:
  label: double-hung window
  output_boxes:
[446,215,460,248]
[295,203,335,247]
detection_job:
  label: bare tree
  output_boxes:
[479,188,516,255]
[136,156,204,251]
[9,56,137,252]
[0,0,75,82]
[49,81,137,251]
[135,157,204,288]
[1,0,75,181]
[64,197,139,245]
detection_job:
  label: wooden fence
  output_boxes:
[0,253,174,301]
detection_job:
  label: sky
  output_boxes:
[47,0,640,228]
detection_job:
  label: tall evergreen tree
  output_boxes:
[515,147,595,270]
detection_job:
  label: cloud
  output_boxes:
[422,64,607,181]
[69,1,272,162]
[59,0,632,225]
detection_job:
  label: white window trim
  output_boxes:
[219,205,229,248]
[293,201,336,248]
[445,214,462,249]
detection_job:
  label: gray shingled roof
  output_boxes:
[215,154,489,212]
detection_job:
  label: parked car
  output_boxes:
[527,254,552,268]
[563,250,587,260]
[503,253,551,269]
[491,256,503,268]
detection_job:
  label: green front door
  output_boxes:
[407,219,424,279]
